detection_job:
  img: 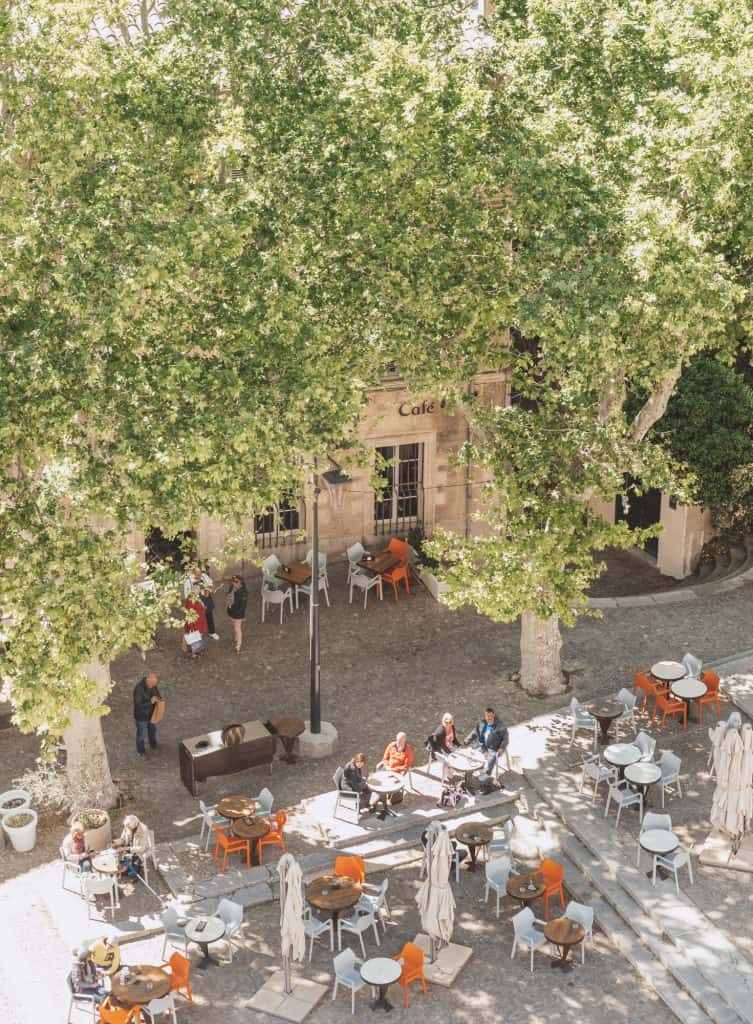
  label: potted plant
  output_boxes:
[407,526,451,601]
[76,808,112,851]
[2,808,38,852]
[0,789,31,816]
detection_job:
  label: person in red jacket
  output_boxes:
[382,732,414,774]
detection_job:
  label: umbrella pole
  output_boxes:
[279,868,293,995]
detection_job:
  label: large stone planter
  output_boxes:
[76,810,112,852]
[2,808,38,852]
[417,568,450,601]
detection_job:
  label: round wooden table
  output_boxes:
[231,816,270,864]
[544,918,585,970]
[587,699,625,743]
[651,661,686,683]
[111,965,170,1004]
[218,795,257,820]
[360,956,402,1012]
[506,874,546,907]
[454,823,493,871]
[92,850,120,876]
[184,915,226,969]
[269,716,306,763]
[305,875,361,923]
[603,742,641,779]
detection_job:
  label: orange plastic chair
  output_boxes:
[212,821,251,874]
[257,810,287,864]
[699,670,721,723]
[387,537,410,566]
[652,691,687,733]
[333,854,365,884]
[392,942,428,1007]
[538,859,565,920]
[159,951,193,1003]
[632,671,660,711]
[98,998,141,1023]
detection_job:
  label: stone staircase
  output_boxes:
[525,764,753,1024]
[685,534,753,587]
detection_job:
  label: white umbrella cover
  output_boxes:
[416,823,455,954]
[740,724,753,834]
[278,853,306,993]
[711,728,744,837]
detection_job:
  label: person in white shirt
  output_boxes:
[183,566,219,639]
[114,814,150,876]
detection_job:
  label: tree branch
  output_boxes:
[628,356,684,442]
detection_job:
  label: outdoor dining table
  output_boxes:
[506,873,546,907]
[231,816,270,864]
[544,918,585,970]
[671,677,707,723]
[305,875,362,924]
[217,795,257,820]
[269,715,306,763]
[184,915,226,969]
[639,828,679,882]
[454,822,493,871]
[110,964,170,1004]
[274,561,312,588]
[367,770,405,817]
[624,761,662,807]
[651,661,687,683]
[357,549,400,576]
[446,746,485,788]
[587,699,625,743]
[360,956,403,1013]
[603,742,641,779]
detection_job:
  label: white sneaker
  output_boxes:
[209,633,220,640]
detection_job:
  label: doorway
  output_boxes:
[614,478,662,558]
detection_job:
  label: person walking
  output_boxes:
[133,672,162,755]
[184,565,219,640]
[226,574,248,653]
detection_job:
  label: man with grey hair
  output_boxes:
[381,731,414,806]
[114,814,150,876]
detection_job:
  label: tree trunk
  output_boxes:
[519,612,567,696]
[62,660,118,811]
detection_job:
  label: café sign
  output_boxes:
[398,398,446,417]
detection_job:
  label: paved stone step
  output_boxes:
[562,835,743,1024]
[560,847,717,1024]
[704,551,733,583]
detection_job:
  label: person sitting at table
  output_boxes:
[381,732,414,806]
[343,752,384,816]
[89,937,121,976]
[114,814,150,876]
[70,948,107,1004]
[62,822,93,873]
[430,712,461,757]
[465,707,509,787]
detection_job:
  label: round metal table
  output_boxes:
[446,747,485,788]
[184,915,226,969]
[624,761,662,807]
[651,661,686,683]
[360,957,402,1012]
[671,677,707,723]
[603,742,641,778]
[367,770,405,817]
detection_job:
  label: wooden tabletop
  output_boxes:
[218,795,257,819]
[306,875,362,913]
[454,823,493,846]
[92,850,120,874]
[545,918,585,947]
[232,817,270,841]
[358,550,400,575]
[275,561,311,586]
[587,699,624,720]
[111,965,170,1005]
[506,874,546,901]
[269,715,306,739]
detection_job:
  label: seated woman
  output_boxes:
[70,948,107,1004]
[114,814,150,877]
[62,822,92,873]
[430,712,461,757]
[343,752,385,818]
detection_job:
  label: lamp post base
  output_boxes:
[298,720,338,759]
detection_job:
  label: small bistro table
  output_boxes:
[506,873,546,907]
[639,828,679,881]
[360,956,403,1013]
[624,761,662,807]
[269,715,306,763]
[274,561,312,587]
[231,816,270,864]
[603,742,642,779]
[446,747,486,788]
[111,965,170,1004]
[651,661,687,683]
[671,677,708,723]
[544,918,585,970]
[184,915,226,969]
[367,770,405,816]
[218,795,257,820]
[454,823,493,871]
[586,699,625,744]
[305,875,362,924]
[358,550,400,576]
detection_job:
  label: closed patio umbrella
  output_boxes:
[278,853,306,995]
[711,726,746,847]
[416,821,455,962]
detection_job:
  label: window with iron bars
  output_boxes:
[253,496,304,549]
[374,443,423,536]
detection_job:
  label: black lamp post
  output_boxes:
[309,465,350,734]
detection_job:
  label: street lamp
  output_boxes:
[309,464,350,734]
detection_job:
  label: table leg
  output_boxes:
[280,737,298,763]
[550,944,576,970]
[195,940,221,969]
[466,845,478,871]
[596,719,612,744]
[370,983,394,1012]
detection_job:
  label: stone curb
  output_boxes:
[586,574,752,611]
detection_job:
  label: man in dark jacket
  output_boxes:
[133,671,162,755]
[465,707,509,784]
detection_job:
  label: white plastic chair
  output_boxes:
[333,768,360,823]
[214,898,244,963]
[634,731,656,762]
[357,878,390,932]
[141,829,158,886]
[614,688,638,740]
[563,901,594,963]
[262,554,283,587]
[261,583,294,623]
[579,753,616,804]
[489,819,515,860]
[81,874,119,920]
[198,800,229,852]
[510,907,548,972]
[484,856,513,917]
[657,751,682,807]
[653,845,694,892]
[60,846,84,895]
[604,778,643,825]
[304,904,334,961]
[298,552,330,608]
[569,697,597,749]
[349,571,382,608]
[251,786,274,817]
[636,813,672,868]
[66,972,98,1023]
[345,543,367,585]
[337,906,381,958]
[160,906,189,958]
[331,949,366,1015]
[143,991,177,1021]
[682,652,703,679]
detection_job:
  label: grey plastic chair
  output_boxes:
[198,800,229,852]
[563,901,594,962]
[337,906,381,958]
[304,904,334,960]
[160,905,189,958]
[636,813,672,867]
[634,731,656,762]
[299,552,330,608]
[569,697,597,749]
[357,877,391,933]
[261,582,294,623]
[657,751,682,807]
[252,786,274,816]
[331,948,366,1015]
[653,845,694,892]
[604,778,643,825]
[484,856,513,917]
[333,767,360,823]
[579,753,616,804]
[66,971,98,1023]
[215,898,244,963]
[262,554,284,588]
[510,907,548,972]
[349,571,382,609]
[682,652,703,679]
[614,688,638,740]
[345,543,367,585]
